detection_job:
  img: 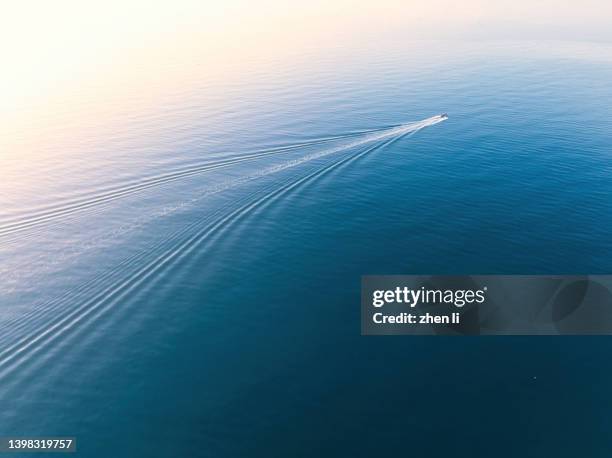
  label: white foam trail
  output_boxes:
[0,115,448,379]
[246,115,446,179]
[0,118,445,240]
[3,115,447,274]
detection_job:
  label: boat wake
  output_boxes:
[0,115,447,240]
[0,114,447,388]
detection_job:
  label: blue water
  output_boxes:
[1,40,612,456]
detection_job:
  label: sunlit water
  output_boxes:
[1,40,612,456]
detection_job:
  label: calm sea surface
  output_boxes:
[1,40,612,456]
